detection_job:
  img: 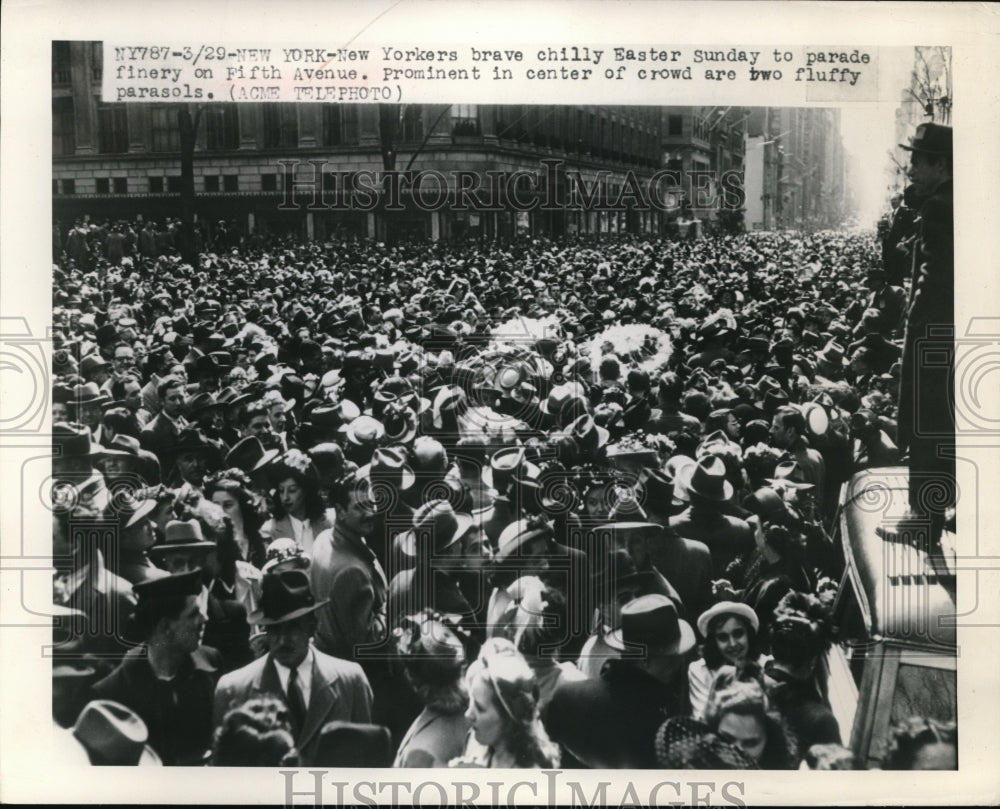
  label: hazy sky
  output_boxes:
[839,47,922,226]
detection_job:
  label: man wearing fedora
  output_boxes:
[168,428,219,495]
[114,498,168,585]
[669,456,754,576]
[213,569,373,767]
[889,122,955,549]
[547,593,695,768]
[90,569,219,765]
[387,500,478,629]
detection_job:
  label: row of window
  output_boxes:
[53,100,244,156]
[53,100,663,167]
[494,107,659,167]
[52,174,241,195]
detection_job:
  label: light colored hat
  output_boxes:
[696,600,760,639]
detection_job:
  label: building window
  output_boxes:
[451,104,479,136]
[262,104,298,148]
[150,106,181,152]
[166,176,183,193]
[96,178,110,194]
[62,179,75,195]
[53,97,75,156]
[149,176,164,193]
[400,106,423,142]
[223,174,239,192]
[206,105,239,150]
[52,42,72,85]
[113,177,127,194]
[322,106,343,146]
[97,103,129,154]
[204,175,220,192]
[668,115,683,136]
[261,173,278,191]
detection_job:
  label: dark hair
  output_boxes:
[240,399,269,427]
[768,591,830,666]
[270,468,326,522]
[681,389,712,422]
[204,470,267,542]
[109,374,140,401]
[657,372,683,404]
[702,612,762,670]
[156,375,184,401]
[329,468,365,511]
[102,406,138,436]
[211,696,298,767]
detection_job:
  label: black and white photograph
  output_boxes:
[2,2,999,805]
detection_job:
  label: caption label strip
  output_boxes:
[104,43,880,104]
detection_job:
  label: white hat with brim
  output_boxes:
[696,600,760,639]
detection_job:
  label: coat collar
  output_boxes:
[261,650,339,750]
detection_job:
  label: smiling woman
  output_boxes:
[688,601,769,721]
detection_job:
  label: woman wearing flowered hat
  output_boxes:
[260,449,333,557]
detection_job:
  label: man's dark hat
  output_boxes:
[185,392,221,420]
[173,428,213,456]
[248,569,327,626]
[899,123,952,156]
[132,568,203,604]
[226,436,280,475]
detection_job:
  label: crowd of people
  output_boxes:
[51,135,956,770]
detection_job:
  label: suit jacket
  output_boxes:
[546,659,688,769]
[139,411,189,473]
[213,648,373,766]
[53,549,138,663]
[644,528,714,623]
[310,524,388,663]
[92,645,221,765]
[669,507,754,578]
[140,376,162,418]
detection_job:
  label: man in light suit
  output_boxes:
[213,569,373,767]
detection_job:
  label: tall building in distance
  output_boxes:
[742,107,848,231]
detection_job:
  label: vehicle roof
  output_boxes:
[839,467,956,651]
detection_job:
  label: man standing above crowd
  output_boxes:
[886,123,955,552]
